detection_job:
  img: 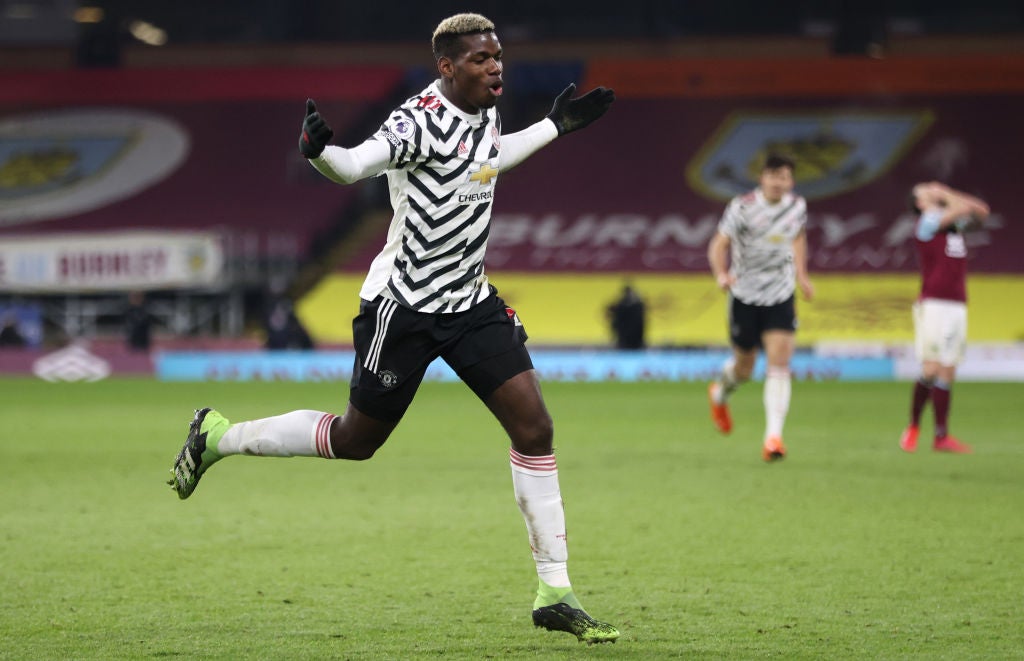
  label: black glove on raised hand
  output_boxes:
[299,98,334,159]
[546,83,616,136]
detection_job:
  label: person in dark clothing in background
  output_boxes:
[264,291,315,351]
[124,291,154,352]
[607,284,646,350]
[0,312,27,348]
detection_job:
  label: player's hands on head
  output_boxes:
[546,84,616,136]
[299,98,334,159]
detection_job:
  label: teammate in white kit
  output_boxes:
[167,13,620,644]
[706,154,814,461]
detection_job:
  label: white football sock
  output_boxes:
[764,367,791,439]
[217,410,337,458]
[509,448,571,588]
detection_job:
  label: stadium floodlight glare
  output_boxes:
[128,20,167,46]
[72,6,104,23]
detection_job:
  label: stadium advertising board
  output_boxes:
[153,348,894,383]
[0,230,224,292]
[0,66,404,258]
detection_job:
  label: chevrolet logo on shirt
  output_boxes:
[469,163,499,185]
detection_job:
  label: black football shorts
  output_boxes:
[728,295,797,350]
[349,289,532,422]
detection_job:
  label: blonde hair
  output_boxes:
[432,13,495,59]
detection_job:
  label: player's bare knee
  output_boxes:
[512,414,554,455]
[328,421,389,460]
[734,364,755,382]
[331,438,383,461]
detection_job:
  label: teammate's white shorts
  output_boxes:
[913,298,967,366]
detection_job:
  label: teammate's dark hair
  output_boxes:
[763,153,795,172]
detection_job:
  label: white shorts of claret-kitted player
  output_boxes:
[913,298,967,367]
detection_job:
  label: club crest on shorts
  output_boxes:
[505,307,522,327]
[378,369,399,389]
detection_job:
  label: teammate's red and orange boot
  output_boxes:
[898,425,919,453]
[933,435,972,454]
[762,435,786,462]
[708,382,732,434]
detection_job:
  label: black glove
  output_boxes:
[299,98,334,159]
[546,83,615,136]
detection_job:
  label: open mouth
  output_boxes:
[489,81,504,97]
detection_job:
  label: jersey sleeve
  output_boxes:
[718,197,743,239]
[375,109,428,169]
[915,209,943,241]
[796,196,808,230]
[498,119,558,171]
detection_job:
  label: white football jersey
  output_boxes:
[718,188,807,306]
[359,81,502,313]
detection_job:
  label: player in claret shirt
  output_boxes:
[899,181,990,454]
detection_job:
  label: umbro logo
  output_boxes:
[32,344,111,382]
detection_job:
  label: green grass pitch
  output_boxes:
[1,377,1022,659]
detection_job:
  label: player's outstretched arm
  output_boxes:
[299,98,391,185]
[546,83,615,136]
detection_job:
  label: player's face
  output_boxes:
[444,32,504,112]
[759,166,794,204]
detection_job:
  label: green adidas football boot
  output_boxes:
[167,407,229,500]
[531,581,620,644]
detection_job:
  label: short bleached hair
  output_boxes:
[432,13,495,60]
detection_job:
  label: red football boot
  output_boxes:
[708,382,732,434]
[933,435,972,454]
[899,425,919,453]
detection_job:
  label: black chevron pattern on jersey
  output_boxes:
[720,191,806,306]
[384,279,414,309]
[403,205,487,250]
[422,111,464,144]
[395,259,485,312]
[468,122,488,155]
[769,198,800,224]
[394,222,490,304]
[429,126,474,165]
[407,191,487,231]
[367,82,502,313]
[401,219,468,259]
[443,280,485,313]
[455,218,491,260]
[415,156,473,186]
[398,241,465,279]
[406,172,458,209]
